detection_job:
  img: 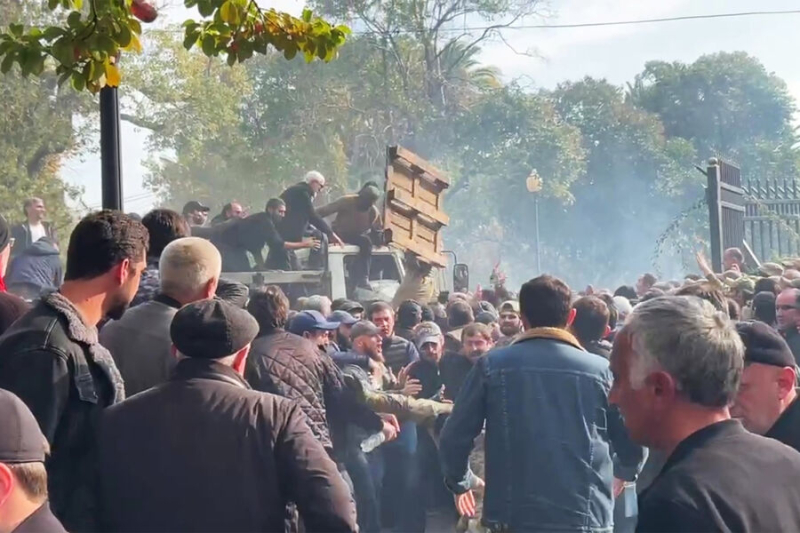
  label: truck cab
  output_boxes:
[220,244,406,303]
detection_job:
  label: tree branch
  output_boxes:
[120,113,164,132]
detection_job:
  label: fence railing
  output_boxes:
[744,179,800,261]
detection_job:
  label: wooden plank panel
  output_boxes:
[387,188,450,226]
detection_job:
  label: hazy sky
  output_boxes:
[61,0,800,214]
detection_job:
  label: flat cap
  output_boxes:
[350,321,381,340]
[499,300,519,314]
[0,388,47,463]
[171,299,258,359]
[736,321,796,368]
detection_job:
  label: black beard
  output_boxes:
[106,302,130,321]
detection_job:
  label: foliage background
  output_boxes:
[4,0,799,289]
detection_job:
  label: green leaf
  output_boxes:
[129,19,142,34]
[182,19,197,28]
[67,12,82,30]
[226,51,236,66]
[283,45,297,60]
[48,0,60,10]
[71,0,83,9]
[96,35,117,55]
[43,26,65,40]
[117,25,132,47]
[201,34,215,56]
[0,41,13,56]
[183,29,200,50]
[198,0,215,17]
[71,71,85,91]
[0,53,16,74]
[185,0,198,7]
[9,24,24,38]
[31,53,46,76]
[302,8,312,22]
[220,1,235,24]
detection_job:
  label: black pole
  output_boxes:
[100,86,123,211]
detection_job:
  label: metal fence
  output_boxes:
[706,159,746,271]
[744,178,800,261]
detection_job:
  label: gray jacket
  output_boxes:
[100,295,179,396]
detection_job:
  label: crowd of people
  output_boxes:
[4,177,800,532]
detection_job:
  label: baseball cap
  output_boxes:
[736,321,796,368]
[414,322,442,349]
[350,321,382,340]
[338,300,365,315]
[288,310,340,335]
[0,389,47,463]
[329,310,358,326]
[499,300,519,314]
[171,300,259,359]
[182,200,211,214]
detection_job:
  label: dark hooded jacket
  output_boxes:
[7,239,63,296]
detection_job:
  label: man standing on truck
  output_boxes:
[317,182,382,290]
[279,172,344,270]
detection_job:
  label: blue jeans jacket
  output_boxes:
[439,329,644,532]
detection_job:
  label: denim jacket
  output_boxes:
[439,328,644,533]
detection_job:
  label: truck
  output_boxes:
[220,146,469,303]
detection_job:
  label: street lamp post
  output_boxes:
[100,85,123,211]
[526,170,543,274]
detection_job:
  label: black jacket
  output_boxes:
[213,213,287,271]
[783,329,800,365]
[0,292,124,532]
[12,502,66,533]
[97,358,357,533]
[10,221,57,257]
[765,394,800,453]
[7,238,63,296]
[637,420,800,532]
[246,330,382,456]
[279,182,333,242]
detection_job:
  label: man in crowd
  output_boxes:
[132,208,191,306]
[341,321,448,533]
[635,273,657,298]
[368,301,419,374]
[100,237,222,396]
[732,320,800,452]
[213,198,319,272]
[496,299,522,347]
[395,299,422,342]
[279,171,344,254]
[408,321,445,399]
[0,210,148,531]
[752,291,777,327]
[570,295,612,358]
[440,275,644,531]
[444,299,474,353]
[724,246,746,271]
[440,322,494,402]
[333,298,364,320]
[182,200,210,227]
[612,296,800,531]
[210,201,244,226]
[96,299,357,532]
[775,288,800,361]
[306,294,333,317]
[329,309,358,351]
[11,198,57,258]
[289,309,340,354]
[317,182,382,289]
[6,237,62,301]
[0,389,66,533]
[245,285,395,461]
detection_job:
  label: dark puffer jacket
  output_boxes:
[7,238,63,298]
[245,330,382,455]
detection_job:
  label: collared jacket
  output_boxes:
[637,420,800,532]
[7,238,63,297]
[97,358,357,533]
[439,328,644,533]
[0,292,125,532]
[245,329,383,455]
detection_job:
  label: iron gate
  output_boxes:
[706,158,746,272]
[744,178,800,261]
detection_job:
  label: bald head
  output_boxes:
[159,237,221,304]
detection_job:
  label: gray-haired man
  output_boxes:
[611,296,800,532]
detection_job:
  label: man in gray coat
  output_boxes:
[100,237,222,396]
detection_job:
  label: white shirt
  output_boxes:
[29,222,46,243]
